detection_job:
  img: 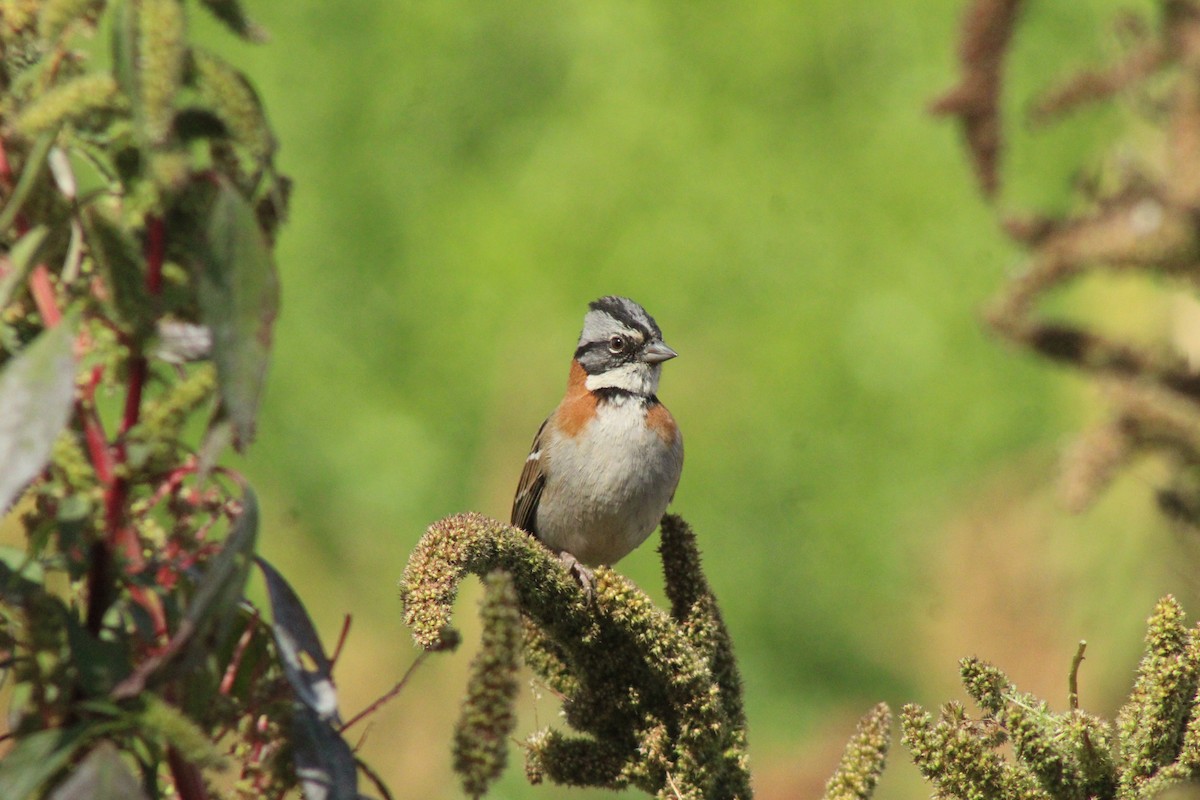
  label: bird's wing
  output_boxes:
[511,417,549,534]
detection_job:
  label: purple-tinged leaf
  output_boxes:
[47,742,148,800]
[291,704,359,800]
[0,316,77,514]
[256,556,338,722]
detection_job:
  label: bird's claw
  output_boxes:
[557,551,595,597]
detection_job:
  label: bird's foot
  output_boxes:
[557,551,595,597]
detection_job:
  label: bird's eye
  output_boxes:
[608,335,626,354]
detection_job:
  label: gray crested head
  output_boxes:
[582,296,662,343]
[574,296,677,395]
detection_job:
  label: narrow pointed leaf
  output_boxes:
[110,0,137,110]
[0,546,43,601]
[187,178,279,448]
[0,225,49,308]
[0,726,89,800]
[47,742,148,800]
[291,704,359,800]
[66,615,133,696]
[0,134,55,234]
[256,556,338,722]
[0,315,77,513]
[185,486,258,632]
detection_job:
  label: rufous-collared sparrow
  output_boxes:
[511,296,684,582]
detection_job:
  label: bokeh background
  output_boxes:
[192,0,1197,796]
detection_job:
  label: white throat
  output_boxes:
[584,362,660,396]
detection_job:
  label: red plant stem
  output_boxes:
[80,366,116,485]
[146,215,165,295]
[0,142,8,282]
[146,457,198,508]
[219,610,260,695]
[87,217,169,637]
[339,651,431,735]
[29,266,61,328]
[0,138,12,185]
[330,614,352,666]
[103,352,148,585]
[118,356,146,442]
[167,747,208,800]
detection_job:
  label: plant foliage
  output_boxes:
[901,597,1200,800]
[400,512,752,799]
[0,2,375,798]
[935,0,1200,523]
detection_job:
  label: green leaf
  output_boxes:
[66,615,133,697]
[0,134,55,234]
[111,0,137,114]
[0,546,46,604]
[46,742,148,800]
[181,485,258,649]
[0,225,50,309]
[186,178,279,449]
[111,487,259,701]
[291,704,359,800]
[0,316,78,512]
[256,557,338,722]
[0,726,90,800]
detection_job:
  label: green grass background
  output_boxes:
[194,1,1197,796]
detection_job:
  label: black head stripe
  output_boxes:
[588,296,662,341]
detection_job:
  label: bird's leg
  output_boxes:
[557,550,595,596]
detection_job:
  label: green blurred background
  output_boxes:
[196,0,1197,796]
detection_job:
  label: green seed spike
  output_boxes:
[36,0,95,41]
[960,656,1012,715]
[191,49,276,164]
[822,703,892,800]
[136,0,186,147]
[401,512,753,797]
[452,570,521,799]
[14,74,120,137]
[1116,596,1199,794]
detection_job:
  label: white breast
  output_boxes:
[536,397,683,566]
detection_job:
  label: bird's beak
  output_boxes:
[640,340,678,364]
